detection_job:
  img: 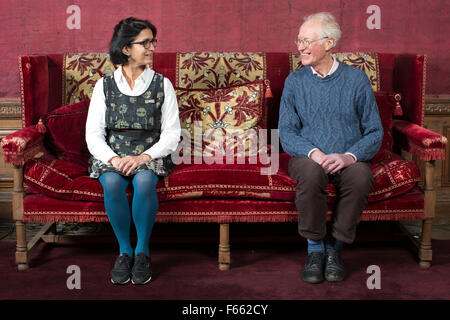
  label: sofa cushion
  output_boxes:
[23,150,419,204]
[157,153,305,202]
[290,52,380,91]
[175,79,269,159]
[41,99,91,166]
[24,155,104,202]
[63,53,119,105]
[369,152,421,202]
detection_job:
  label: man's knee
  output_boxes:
[341,162,373,192]
[288,157,327,184]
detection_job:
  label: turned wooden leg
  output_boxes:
[12,165,28,270]
[420,160,436,268]
[218,223,230,270]
[15,220,29,270]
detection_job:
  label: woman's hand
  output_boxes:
[109,154,152,175]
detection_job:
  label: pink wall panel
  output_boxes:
[0,0,449,97]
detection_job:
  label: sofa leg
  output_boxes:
[218,223,230,270]
[419,218,432,268]
[15,220,29,271]
[419,160,436,268]
[12,165,29,271]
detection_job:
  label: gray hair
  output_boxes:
[304,12,341,48]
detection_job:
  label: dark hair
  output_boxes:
[109,17,157,65]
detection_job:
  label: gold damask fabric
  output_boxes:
[176,52,266,89]
[289,52,380,91]
[63,53,155,105]
[176,80,267,158]
[63,53,118,105]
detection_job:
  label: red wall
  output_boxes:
[0,0,449,97]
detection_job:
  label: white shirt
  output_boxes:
[308,57,357,162]
[310,56,339,78]
[85,66,181,164]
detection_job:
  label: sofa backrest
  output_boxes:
[19,52,427,129]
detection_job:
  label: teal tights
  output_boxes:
[99,170,159,256]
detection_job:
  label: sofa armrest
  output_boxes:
[1,126,47,165]
[393,119,447,161]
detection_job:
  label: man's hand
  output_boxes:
[109,154,152,176]
[320,153,355,174]
[310,149,326,165]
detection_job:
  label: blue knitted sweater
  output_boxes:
[278,61,383,162]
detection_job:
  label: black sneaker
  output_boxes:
[325,248,345,282]
[302,252,325,284]
[131,253,152,285]
[110,254,133,285]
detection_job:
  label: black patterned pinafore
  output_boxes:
[88,72,174,179]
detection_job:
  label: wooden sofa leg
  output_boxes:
[15,220,29,271]
[12,165,29,270]
[218,223,230,270]
[419,218,432,268]
[419,160,436,268]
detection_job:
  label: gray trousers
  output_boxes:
[288,157,373,244]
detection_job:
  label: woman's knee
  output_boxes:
[132,170,159,192]
[99,172,128,194]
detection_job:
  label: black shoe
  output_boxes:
[325,248,345,282]
[302,252,325,284]
[110,254,133,285]
[131,253,152,285]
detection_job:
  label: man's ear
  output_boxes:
[325,38,335,52]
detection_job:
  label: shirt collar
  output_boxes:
[311,56,339,78]
[115,65,151,85]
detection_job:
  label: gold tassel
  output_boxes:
[264,79,273,98]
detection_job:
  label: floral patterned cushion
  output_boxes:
[290,52,380,91]
[176,52,266,89]
[175,79,269,158]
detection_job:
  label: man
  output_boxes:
[279,12,383,284]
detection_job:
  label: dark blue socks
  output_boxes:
[99,170,159,257]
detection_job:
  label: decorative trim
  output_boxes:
[0,98,21,119]
[22,207,425,223]
[421,54,427,126]
[18,56,26,128]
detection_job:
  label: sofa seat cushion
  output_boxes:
[23,150,420,204]
[158,159,301,202]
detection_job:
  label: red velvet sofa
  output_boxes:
[2,52,446,271]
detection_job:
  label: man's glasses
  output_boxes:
[129,38,158,49]
[294,37,328,48]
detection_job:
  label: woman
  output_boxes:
[86,17,180,285]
